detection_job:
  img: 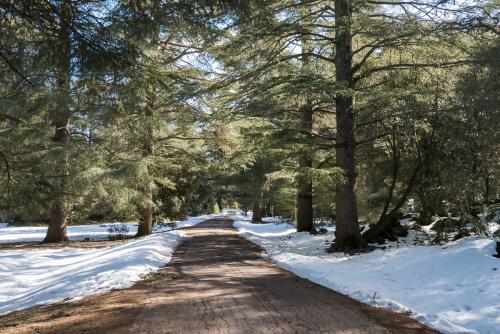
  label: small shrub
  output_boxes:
[431,218,456,234]
[494,229,500,238]
[153,219,177,232]
[317,227,328,234]
[107,223,130,240]
[275,217,292,224]
[452,229,471,241]
[486,204,500,221]
[431,233,446,245]
[416,212,434,226]
[412,223,423,231]
[142,272,178,282]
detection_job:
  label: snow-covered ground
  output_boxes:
[0,224,138,244]
[233,217,500,334]
[0,215,215,244]
[0,215,215,315]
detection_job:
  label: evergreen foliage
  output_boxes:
[0,0,497,248]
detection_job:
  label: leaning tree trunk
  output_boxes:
[363,162,422,243]
[43,0,72,243]
[332,0,362,251]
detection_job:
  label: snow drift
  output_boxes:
[0,215,213,315]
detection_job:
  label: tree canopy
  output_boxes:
[0,0,498,250]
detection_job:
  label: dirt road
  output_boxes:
[0,219,438,334]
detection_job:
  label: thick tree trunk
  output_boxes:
[135,53,156,237]
[252,201,262,223]
[296,102,314,232]
[44,0,71,243]
[332,0,362,251]
[296,192,313,231]
[45,116,70,243]
[136,205,153,237]
[296,5,314,233]
[43,200,69,242]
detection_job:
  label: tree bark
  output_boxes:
[44,200,69,242]
[252,200,262,223]
[332,0,362,250]
[484,175,490,202]
[134,37,157,237]
[296,101,314,232]
[296,5,314,232]
[296,116,314,232]
[296,190,313,231]
[44,0,71,243]
[136,205,153,237]
[135,112,154,237]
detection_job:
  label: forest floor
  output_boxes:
[0,219,437,334]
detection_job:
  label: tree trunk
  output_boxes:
[296,102,314,232]
[134,39,157,237]
[136,205,153,237]
[263,204,267,217]
[274,206,280,217]
[44,0,71,243]
[484,175,490,202]
[252,200,262,223]
[216,196,223,213]
[43,200,69,242]
[296,5,314,233]
[332,0,362,251]
[296,191,313,231]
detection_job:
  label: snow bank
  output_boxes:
[234,221,500,334]
[0,232,180,315]
[233,220,295,237]
[0,215,210,315]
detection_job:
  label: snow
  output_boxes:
[176,215,216,229]
[0,224,136,244]
[0,215,217,244]
[233,220,295,237]
[0,215,211,315]
[233,218,500,334]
